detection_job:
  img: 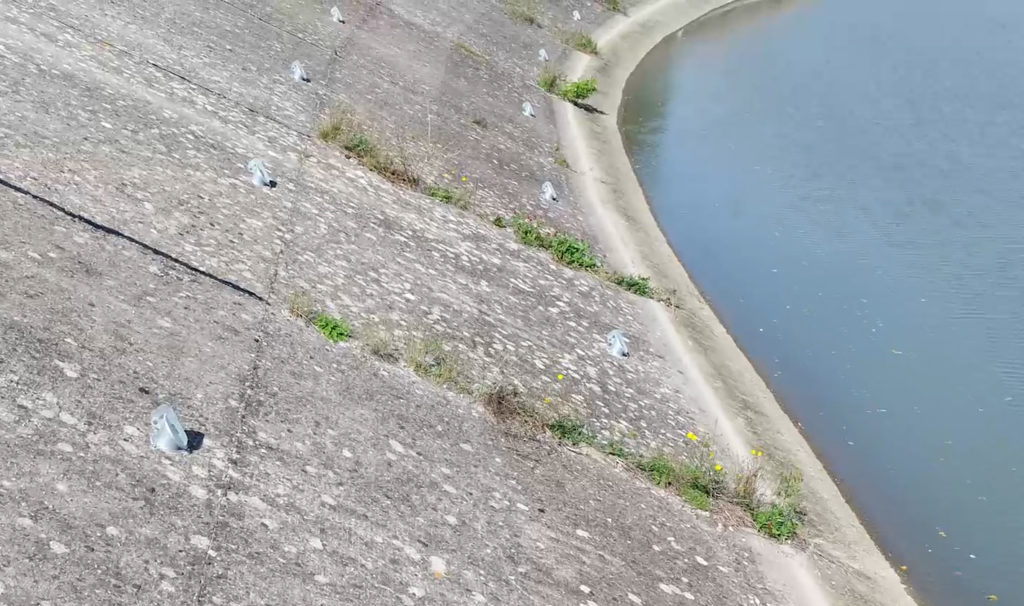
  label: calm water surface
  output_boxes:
[620,1,1024,603]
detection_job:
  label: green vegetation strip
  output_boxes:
[543,415,804,539]
[506,215,653,297]
[562,31,598,55]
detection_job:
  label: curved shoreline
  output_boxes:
[553,1,917,604]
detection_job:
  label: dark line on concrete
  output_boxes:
[0,176,268,304]
[143,61,310,139]
[12,0,310,141]
[212,0,331,52]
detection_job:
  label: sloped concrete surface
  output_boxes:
[1,188,782,604]
[0,0,873,604]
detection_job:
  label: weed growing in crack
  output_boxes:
[511,215,600,270]
[538,66,562,93]
[752,504,802,541]
[454,40,489,62]
[288,291,316,321]
[559,77,598,102]
[547,232,599,269]
[504,0,540,26]
[364,329,399,363]
[406,339,461,386]
[317,109,420,188]
[636,455,676,487]
[561,31,598,55]
[546,417,595,445]
[603,441,630,459]
[680,485,711,511]
[480,383,541,429]
[426,185,471,210]
[312,313,351,343]
[605,272,652,297]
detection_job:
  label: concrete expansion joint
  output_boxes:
[0,175,268,304]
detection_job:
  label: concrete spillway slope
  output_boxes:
[0,1,907,604]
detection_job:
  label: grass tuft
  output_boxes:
[511,215,549,247]
[537,66,562,93]
[607,273,652,297]
[635,455,676,487]
[732,464,762,510]
[562,31,598,55]
[777,466,803,502]
[678,461,727,499]
[603,441,630,459]
[559,78,598,102]
[546,417,595,445]
[426,185,471,210]
[492,215,507,228]
[312,313,351,343]
[503,0,540,26]
[752,504,801,541]
[318,109,420,188]
[680,485,711,511]
[288,292,315,321]
[454,40,489,62]
[365,330,398,363]
[511,215,601,270]
[406,339,460,386]
[604,0,622,12]
[547,233,599,269]
[362,149,420,188]
[633,454,725,509]
[317,112,347,144]
[480,384,540,427]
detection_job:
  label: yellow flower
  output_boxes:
[898,565,907,572]
[685,432,698,441]
[713,464,722,471]
[461,176,467,182]
[708,452,714,458]
[556,373,563,380]
[750,449,757,455]
[543,397,551,403]
[756,450,763,457]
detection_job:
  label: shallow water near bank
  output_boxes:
[620,0,1024,603]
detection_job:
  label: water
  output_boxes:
[619,1,1024,604]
